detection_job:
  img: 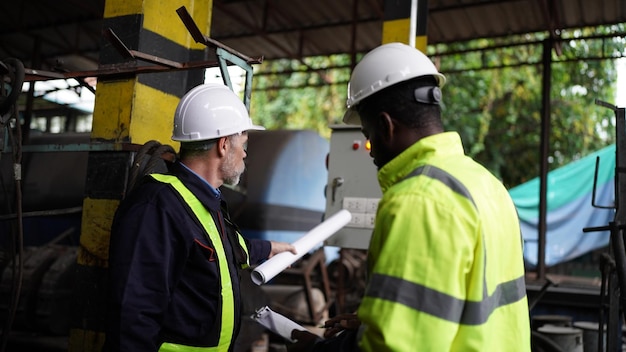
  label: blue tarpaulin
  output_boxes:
[509,144,616,267]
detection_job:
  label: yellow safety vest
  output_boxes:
[151,174,250,352]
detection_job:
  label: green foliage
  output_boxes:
[439,28,622,187]
[250,25,624,188]
[251,55,352,139]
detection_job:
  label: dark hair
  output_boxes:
[357,76,443,131]
[179,140,217,159]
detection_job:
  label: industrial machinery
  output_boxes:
[324,125,380,250]
[581,100,626,352]
[0,10,331,350]
[320,125,378,314]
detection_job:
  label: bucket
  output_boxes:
[531,314,573,331]
[573,321,606,352]
[537,325,584,352]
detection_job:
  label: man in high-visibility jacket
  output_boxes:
[104,83,296,352]
[290,43,531,351]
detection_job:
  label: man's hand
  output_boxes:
[321,313,360,338]
[288,329,321,352]
[269,241,297,258]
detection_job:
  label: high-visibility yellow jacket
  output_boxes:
[357,132,530,351]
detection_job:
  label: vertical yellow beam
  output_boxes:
[382,0,428,52]
[69,1,212,351]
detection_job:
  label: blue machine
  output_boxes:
[221,129,329,244]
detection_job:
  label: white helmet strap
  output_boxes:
[414,86,442,105]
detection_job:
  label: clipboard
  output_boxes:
[251,306,307,343]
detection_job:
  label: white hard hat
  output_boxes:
[172,83,264,142]
[343,42,446,125]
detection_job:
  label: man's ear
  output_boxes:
[216,137,229,157]
[378,112,395,144]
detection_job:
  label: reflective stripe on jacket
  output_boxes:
[358,132,530,351]
[151,174,249,352]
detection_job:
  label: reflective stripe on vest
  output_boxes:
[151,174,233,352]
[236,233,250,269]
[365,164,526,325]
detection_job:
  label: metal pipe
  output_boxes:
[409,0,418,48]
[0,206,83,221]
[537,38,552,280]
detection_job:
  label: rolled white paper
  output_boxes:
[251,209,352,285]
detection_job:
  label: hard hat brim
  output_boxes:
[247,124,266,131]
[342,107,361,126]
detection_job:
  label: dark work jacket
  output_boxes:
[103,160,271,352]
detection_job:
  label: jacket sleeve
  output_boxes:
[245,237,272,264]
[312,329,360,352]
[105,196,184,351]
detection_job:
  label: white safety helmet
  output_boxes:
[343,42,446,125]
[172,83,264,142]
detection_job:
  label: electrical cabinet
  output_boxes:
[324,125,381,249]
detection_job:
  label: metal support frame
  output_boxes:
[583,100,626,352]
[176,6,260,111]
[536,38,553,280]
[270,248,333,324]
[3,6,263,154]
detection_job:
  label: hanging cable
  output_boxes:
[127,140,176,195]
[0,57,25,352]
[127,140,161,193]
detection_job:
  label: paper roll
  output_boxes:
[251,209,352,285]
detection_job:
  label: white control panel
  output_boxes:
[343,197,379,228]
[324,125,381,249]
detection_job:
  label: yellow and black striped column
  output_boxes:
[69,1,212,351]
[382,0,428,51]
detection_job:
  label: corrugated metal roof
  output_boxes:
[211,0,626,62]
[0,0,624,73]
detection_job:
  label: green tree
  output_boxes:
[436,27,622,187]
[250,25,624,188]
[251,56,352,139]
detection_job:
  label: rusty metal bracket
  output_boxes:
[24,27,261,85]
[100,8,263,112]
[176,5,262,111]
[6,7,265,155]
[103,28,183,69]
[175,6,263,65]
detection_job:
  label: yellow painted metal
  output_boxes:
[72,1,210,350]
[381,20,428,52]
[91,79,135,141]
[103,0,143,18]
[78,198,120,267]
[68,328,106,352]
[382,19,411,45]
[382,0,428,52]
[144,0,212,49]
[130,83,182,147]
[104,0,211,49]
[415,35,428,53]
[90,76,185,146]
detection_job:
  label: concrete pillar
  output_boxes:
[382,0,428,51]
[69,1,212,351]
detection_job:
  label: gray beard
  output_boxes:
[223,173,241,186]
[221,150,244,186]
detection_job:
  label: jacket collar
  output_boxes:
[377,131,465,193]
[168,160,222,211]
